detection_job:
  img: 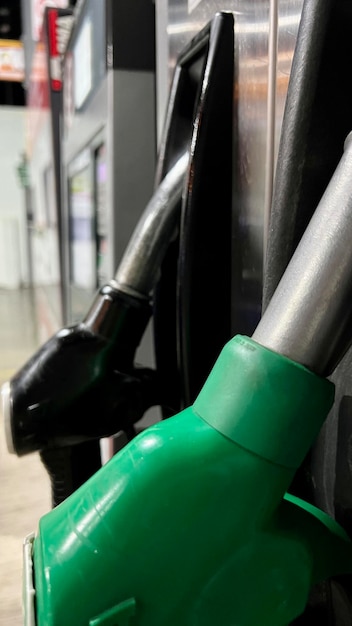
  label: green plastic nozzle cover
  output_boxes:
[31,336,352,626]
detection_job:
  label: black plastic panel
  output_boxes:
[153,12,234,413]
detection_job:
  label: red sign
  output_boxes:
[31,0,69,41]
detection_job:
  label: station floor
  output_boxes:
[0,287,58,625]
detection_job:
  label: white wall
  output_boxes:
[0,106,29,288]
[29,111,61,287]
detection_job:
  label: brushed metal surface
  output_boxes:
[156,0,304,335]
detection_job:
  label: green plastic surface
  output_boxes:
[89,598,136,626]
[32,336,352,626]
[194,335,335,467]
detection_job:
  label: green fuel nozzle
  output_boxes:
[29,338,351,626]
[26,135,352,626]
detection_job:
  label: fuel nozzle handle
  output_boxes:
[2,152,189,459]
[3,285,153,457]
[254,131,352,376]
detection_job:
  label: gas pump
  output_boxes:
[4,2,352,623]
[21,130,352,626]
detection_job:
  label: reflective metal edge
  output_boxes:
[1,381,15,454]
[23,533,36,626]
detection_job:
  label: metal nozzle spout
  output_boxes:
[113,152,189,299]
[253,132,352,376]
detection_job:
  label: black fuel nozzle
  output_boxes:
[1,152,188,460]
[1,153,188,505]
[2,283,156,458]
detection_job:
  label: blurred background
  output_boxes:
[0,2,56,623]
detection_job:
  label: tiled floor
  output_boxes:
[0,288,57,625]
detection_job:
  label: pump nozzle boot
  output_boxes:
[2,284,154,458]
[26,337,352,626]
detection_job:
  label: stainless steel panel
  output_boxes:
[107,67,158,422]
[156,0,304,334]
[107,69,156,271]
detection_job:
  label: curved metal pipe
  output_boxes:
[253,132,352,376]
[112,152,189,299]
